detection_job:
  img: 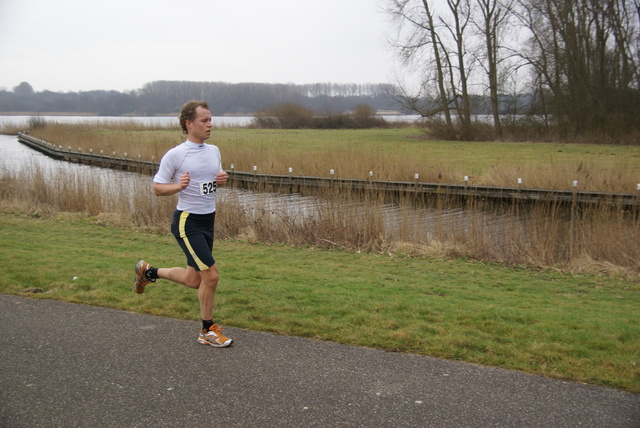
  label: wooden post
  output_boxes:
[570,180,578,260]
[288,167,293,193]
[253,165,258,189]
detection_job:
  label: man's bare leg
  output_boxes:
[197,264,219,320]
[153,263,231,346]
[157,266,200,289]
[157,265,219,320]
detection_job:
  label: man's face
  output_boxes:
[186,106,213,143]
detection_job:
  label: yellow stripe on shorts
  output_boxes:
[178,211,209,271]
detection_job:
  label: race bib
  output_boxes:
[199,180,217,195]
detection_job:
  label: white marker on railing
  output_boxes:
[572,180,578,188]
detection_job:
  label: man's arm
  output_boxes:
[154,172,190,196]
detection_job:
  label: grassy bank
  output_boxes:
[0,211,638,392]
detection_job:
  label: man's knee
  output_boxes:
[200,265,219,288]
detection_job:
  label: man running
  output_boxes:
[134,100,232,347]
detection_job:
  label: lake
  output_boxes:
[0,114,421,129]
[0,115,252,128]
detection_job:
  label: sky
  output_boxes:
[0,0,401,93]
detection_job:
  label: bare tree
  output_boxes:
[473,0,516,136]
[387,0,640,141]
[387,0,480,139]
[387,0,454,126]
[444,0,474,136]
[424,0,455,126]
[387,0,520,139]
[514,0,640,137]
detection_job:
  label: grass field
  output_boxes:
[1,212,638,393]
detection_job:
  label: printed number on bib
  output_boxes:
[200,181,217,195]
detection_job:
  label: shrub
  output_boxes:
[28,116,47,130]
[252,103,315,129]
[252,103,389,129]
[418,117,496,141]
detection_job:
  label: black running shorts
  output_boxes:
[171,210,216,271]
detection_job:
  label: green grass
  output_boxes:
[1,211,638,392]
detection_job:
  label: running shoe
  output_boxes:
[198,324,233,347]
[134,259,154,294]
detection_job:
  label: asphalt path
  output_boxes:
[1,294,638,427]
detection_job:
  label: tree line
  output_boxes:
[386,0,640,142]
[0,81,402,117]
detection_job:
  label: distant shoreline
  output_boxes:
[0,112,255,117]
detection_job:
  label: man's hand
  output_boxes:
[179,171,191,189]
[216,171,229,187]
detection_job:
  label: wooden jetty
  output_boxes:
[17,132,640,207]
[227,170,639,206]
[17,132,158,175]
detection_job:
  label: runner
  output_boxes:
[134,100,232,347]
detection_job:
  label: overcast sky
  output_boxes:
[0,0,402,93]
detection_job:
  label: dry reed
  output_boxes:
[26,124,640,193]
[1,160,638,278]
